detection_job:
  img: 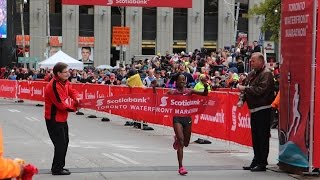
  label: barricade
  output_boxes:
[0,79,252,147]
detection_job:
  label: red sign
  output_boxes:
[112,27,130,45]
[62,0,192,8]
[280,0,314,168]
[0,80,17,99]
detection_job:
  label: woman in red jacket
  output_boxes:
[44,62,80,176]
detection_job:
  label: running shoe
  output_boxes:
[178,166,188,175]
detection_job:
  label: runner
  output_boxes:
[167,73,208,175]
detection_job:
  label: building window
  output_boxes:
[79,5,94,14]
[79,6,94,36]
[173,8,187,53]
[236,0,249,40]
[142,7,156,55]
[204,0,218,50]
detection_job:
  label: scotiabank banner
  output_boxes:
[80,93,209,117]
[0,80,252,146]
[280,0,314,168]
[62,0,192,8]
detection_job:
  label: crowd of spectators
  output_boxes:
[0,42,280,92]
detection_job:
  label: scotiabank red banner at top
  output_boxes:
[62,0,192,8]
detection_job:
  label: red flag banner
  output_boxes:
[280,0,314,168]
[62,0,192,8]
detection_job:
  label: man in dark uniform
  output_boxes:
[237,52,274,172]
[44,62,80,175]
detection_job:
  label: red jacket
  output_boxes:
[44,76,79,122]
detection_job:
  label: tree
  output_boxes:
[248,0,281,42]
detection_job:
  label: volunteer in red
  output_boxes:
[44,62,80,175]
[167,73,208,175]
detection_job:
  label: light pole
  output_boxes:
[20,0,27,67]
[20,0,26,57]
[119,6,124,66]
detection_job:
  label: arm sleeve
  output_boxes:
[68,84,80,100]
[271,92,280,109]
[245,72,274,96]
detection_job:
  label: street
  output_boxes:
[0,98,294,180]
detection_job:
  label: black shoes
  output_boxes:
[243,165,266,171]
[52,169,71,175]
[243,164,256,170]
[250,166,266,172]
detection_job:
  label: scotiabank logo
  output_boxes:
[107,0,113,5]
[231,106,251,131]
[159,96,169,107]
[159,96,201,107]
[106,97,147,104]
[96,99,104,107]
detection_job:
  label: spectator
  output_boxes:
[238,52,274,172]
[154,71,165,87]
[194,74,212,92]
[143,69,155,87]
[105,73,118,85]
[7,70,17,80]
[127,69,144,88]
[68,69,80,83]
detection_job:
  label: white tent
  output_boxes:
[38,51,83,70]
[96,65,119,70]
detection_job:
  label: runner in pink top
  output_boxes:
[167,73,209,175]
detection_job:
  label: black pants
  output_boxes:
[250,108,271,166]
[46,119,69,172]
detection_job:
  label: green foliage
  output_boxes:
[248,0,281,42]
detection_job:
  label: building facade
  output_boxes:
[4,0,265,67]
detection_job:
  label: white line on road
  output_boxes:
[112,153,140,165]
[69,133,75,137]
[102,153,129,164]
[25,117,40,122]
[30,117,40,122]
[8,109,21,113]
[25,117,33,121]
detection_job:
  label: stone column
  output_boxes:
[30,0,47,60]
[187,0,204,52]
[125,7,142,64]
[217,0,235,49]
[94,6,111,66]
[62,5,79,59]
[156,8,173,55]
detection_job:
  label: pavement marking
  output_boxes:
[69,133,75,137]
[102,153,129,164]
[8,109,21,113]
[112,153,140,165]
[31,117,40,122]
[25,117,40,122]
